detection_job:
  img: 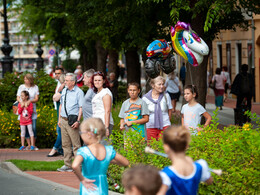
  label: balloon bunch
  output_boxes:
[145,39,176,78]
[144,22,209,79]
[170,21,209,67]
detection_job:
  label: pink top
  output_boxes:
[18,103,33,126]
[212,74,226,90]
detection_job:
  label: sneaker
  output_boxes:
[19,146,26,151]
[57,165,73,172]
[34,147,39,151]
[30,146,36,151]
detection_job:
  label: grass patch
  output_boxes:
[7,159,64,171]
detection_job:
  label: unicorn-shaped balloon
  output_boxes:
[171,21,209,66]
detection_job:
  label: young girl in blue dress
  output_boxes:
[158,126,213,195]
[72,118,129,195]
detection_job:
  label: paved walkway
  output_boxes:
[206,95,260,115]
[0,149,120,194]
[0,94,259,194]
[0,149,80,189]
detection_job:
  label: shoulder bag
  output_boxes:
[64,89,78,126]
[209,77,216,89]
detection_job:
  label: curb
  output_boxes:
[0,162,79,193]
[0,162,122,195]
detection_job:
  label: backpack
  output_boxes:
[240,74,250,94]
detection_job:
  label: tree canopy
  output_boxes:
[10,0,260,103]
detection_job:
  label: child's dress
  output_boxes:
[160,159,211,195]
[77,145,116,195]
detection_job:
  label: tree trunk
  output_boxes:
[125,48,140,85]
[95,40,108,74]
[79,42,97,71]
[183,8,211,108]
[185,57,209,107]
[107,49,119,78]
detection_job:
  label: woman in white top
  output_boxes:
[143,76,172,141]
[212,68,226,110]
[165,71,181,113]
[16,73,39,150]
[91,71,113,139]
[221,66,231,102]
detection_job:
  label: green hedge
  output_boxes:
[0,70,57,110]
[0,72,259,194]
[107,110,260,194]
[0,106,57,148]
[0,106,259,194]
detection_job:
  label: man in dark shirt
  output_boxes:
[179,63,186,88]
[109,72,118,104]
[231,64,255,111]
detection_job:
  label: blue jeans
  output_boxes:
[25,119,36,138]
[53,124,63,154]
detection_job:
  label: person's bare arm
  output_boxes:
[203,112,212,127]
[58,83,65,92]
[168,109,172,121]
[58,104,62,127]
[72,155,97,191]
[120,118,125,130]
[204,176,214,185]
[25,95,39,107]
[103,94,112,135]
[157,184,169,195]
[17,96,21,103]
[111,153,129,167]
[125,115,149,127]
[71,107,82,129]
[181,114,184,126]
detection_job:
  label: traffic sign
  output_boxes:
[49,49,55,56]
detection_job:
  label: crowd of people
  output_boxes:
[14,63,254,195]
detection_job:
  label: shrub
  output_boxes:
[0,71,56,110]
[61,59,78,73]
[0,106,57,148]
[107,110,260,194]
[117,82,127,102]
[1,98,259,194]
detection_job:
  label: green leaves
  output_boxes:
[108,109,260,194]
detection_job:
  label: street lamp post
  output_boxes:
[35,36,44,71]
[1,0,13,78]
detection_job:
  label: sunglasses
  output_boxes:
[93,71,104,76]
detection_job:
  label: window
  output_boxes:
[226,43,231,80]
[217,44,223,69]
[236,43,242,73]
[247,43,252,71]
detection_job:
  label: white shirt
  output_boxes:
[221,71,231,85]
[53,80,61,110]
[92,88,114,125]
[165,77,180,93]
[17,84,39,120]
[181,103,206,134]
[142,93,172,129]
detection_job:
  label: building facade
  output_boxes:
[211,14,260,103]
[0,9,54,73]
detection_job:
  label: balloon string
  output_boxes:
[189,63,194,86]
[141,77,151,97]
